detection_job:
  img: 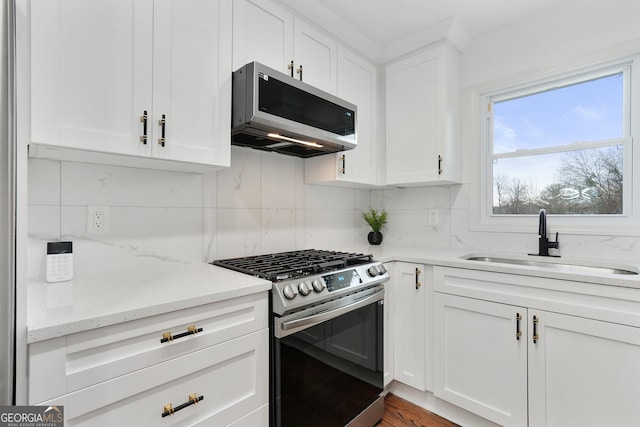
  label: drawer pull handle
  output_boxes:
[160,325,203,343]
[162,393,204,418]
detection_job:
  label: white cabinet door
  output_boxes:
[528,310,640,427]
[292,19,337,94]
[385,43,461,186]
[151,0,231,167]
[433,293,528,427]
[383,263,394,387]
[305,46,378,187]
[392,263,426,391]
[65,329,269,426]
[29,0,231,170]
[232,0,293,72]
[232,0,337,94]
[31,0,153,155]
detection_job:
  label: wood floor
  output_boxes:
[378,394,460,427]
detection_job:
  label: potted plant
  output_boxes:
[362,208,388,245]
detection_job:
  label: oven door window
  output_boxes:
[274,300,383,427]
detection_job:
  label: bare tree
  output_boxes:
[492,147,623,215]
[558,147,622,214]
[506,179,530,214]
[493,174,509,213]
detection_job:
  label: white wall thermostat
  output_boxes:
[46,241,74,283]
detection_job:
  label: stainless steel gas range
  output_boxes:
[213,249,390,427]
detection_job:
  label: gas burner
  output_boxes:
[212,249,373,282]
[213,249,388,317]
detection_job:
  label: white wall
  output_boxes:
[450,0,640,260]
[365,0,640,262]
[27,148,369,280]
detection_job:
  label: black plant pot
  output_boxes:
[367,231,383,245]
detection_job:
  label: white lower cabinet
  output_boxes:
[66,330,268,426]
[30,293,269,426]
[391,262,431,391]
[433,293,527,426]
[528,310,640,427]
[383,262,394,387]
[433,267,640,427]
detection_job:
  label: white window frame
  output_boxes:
[473,56,640,236]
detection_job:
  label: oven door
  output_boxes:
[272,287,384,427]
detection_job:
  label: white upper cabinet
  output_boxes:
[292,19,337,94]
[233,0,337,94]
[28,0,231,171]
[305,46,378,187]
[30,0,151,156]
[232,0,293,73]
[150,0,232,167]
[385,42,462,186]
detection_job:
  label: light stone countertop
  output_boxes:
[27,246,640,343]
[341,244,640,289]
[27,262,272,343]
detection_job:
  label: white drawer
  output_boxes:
[29,293,268,404]
[65,328,269,426]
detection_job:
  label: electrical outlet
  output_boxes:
[428,209,439,225]
[87,205,110,234]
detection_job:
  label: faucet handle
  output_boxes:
[550,232,559,249]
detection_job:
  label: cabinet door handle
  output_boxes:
[415,268,421,289]
[139,110,148,144]
[288,60,294,78]
[297,64,303,81]
[339,155,346,174]
[158,114,166,147]
[532,315,539,343]
[516,313,522,340]
[438,155,443,175]
[160,325,203,343]
[162,393,204,418]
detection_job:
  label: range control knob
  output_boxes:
[312,279,325,292]
[367,265,381,277]
[378,263,388,275]
[283,284,298,300]
[298,281,312,296]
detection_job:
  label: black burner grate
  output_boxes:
[212,249,373,281]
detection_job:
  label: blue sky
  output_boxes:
[493,73,623,154]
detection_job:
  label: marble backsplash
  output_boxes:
[28,146,640,281]
[27,147,376,280]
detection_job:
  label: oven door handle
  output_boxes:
[276,289,384,338]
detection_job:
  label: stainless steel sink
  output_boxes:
[461,254,639,275]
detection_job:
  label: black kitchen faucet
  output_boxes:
[536,208,559,257]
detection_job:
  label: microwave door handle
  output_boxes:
[276,289,384,338]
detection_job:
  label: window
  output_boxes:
[484,63,631,216]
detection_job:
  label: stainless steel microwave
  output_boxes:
[231,62,357,158]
